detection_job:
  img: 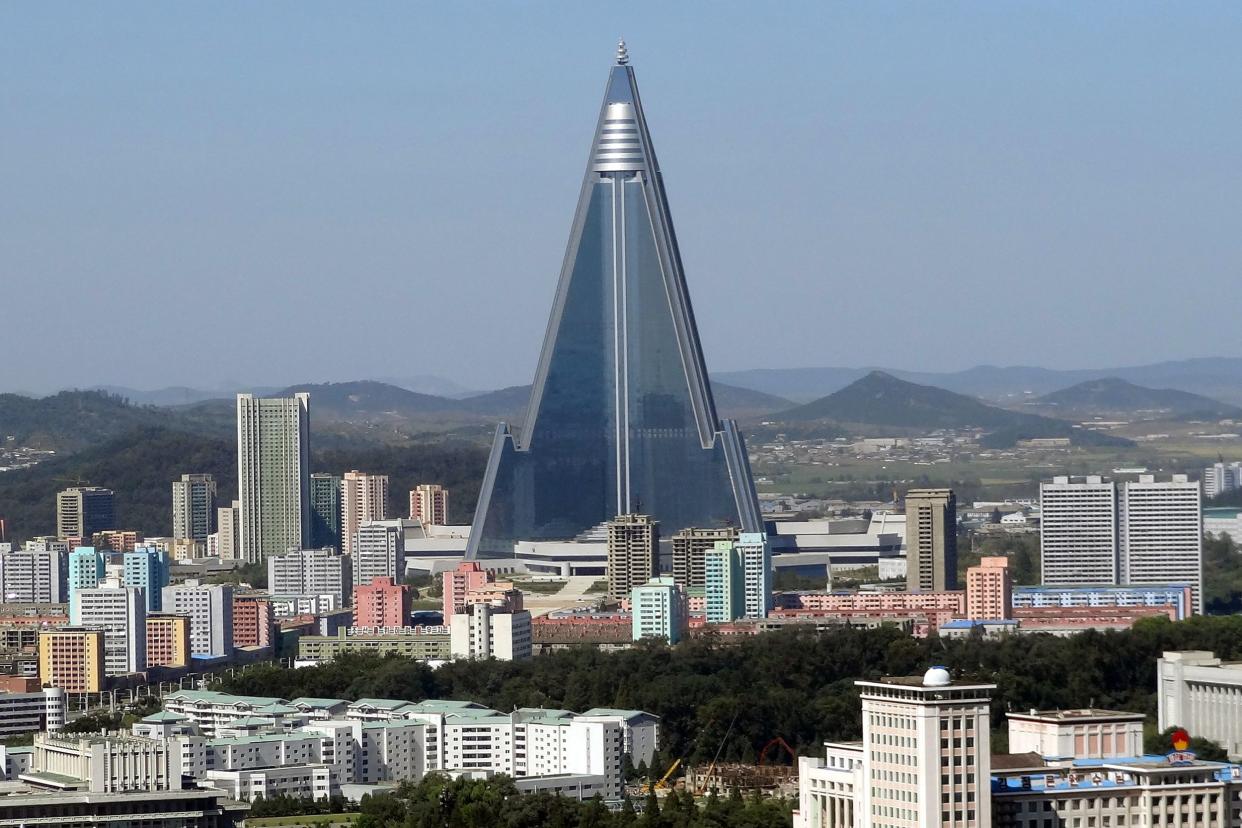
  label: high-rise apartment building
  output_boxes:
[442,561,492,620]
[0,547,67,603]
[631,577,685,643]
[123,546,170,612]
[1204,462,1242,499]
[145,613,191,668]
[966,556,1013,621]
[703,534,771,623]
[172,474,217,543]
[606,515,658,602]
[466,48,761,559]
[409,484,449,525]
[56,487,114,540]
[215,500,240,561]
[232,595,274,649]
[449,603,533,661]
[351,519,409,588]
[236,393,311,563]
[341,471,388,555]
[1039,476,1119,585]
[267,548,352,606]
[353,577,412,628]
[671,527,738,589]
[38,628,105,693]
[309,474,342,550]
[75,580,146,675]
[161,582,233,657]
[67,547,104,624]
[905,488,957,591]
[856,668,994,828]
[1120,474,1203,614]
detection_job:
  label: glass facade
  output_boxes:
[467,60,761,558]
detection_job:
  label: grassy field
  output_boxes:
[248,814,359,828]
[514,579,568,594]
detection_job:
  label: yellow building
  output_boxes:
[38,628,105,692]
[145,614,192,668]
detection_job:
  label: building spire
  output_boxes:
[616,38,628,65]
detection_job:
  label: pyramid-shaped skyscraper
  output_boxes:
[467,43,762,558]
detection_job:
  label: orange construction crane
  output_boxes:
[758,736,796,766]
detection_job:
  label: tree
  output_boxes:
[1145,726,1228,761]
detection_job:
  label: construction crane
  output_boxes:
[645,714,719,794]
[757,736,796,766]
[695,710,739,795]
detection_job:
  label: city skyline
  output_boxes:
[6,5,1242,394]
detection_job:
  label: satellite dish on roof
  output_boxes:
[923,666,951,687]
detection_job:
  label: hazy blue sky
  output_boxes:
[4,3,1241,394]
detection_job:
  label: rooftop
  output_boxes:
[1008,708,1145,722]
[289,697,348,709]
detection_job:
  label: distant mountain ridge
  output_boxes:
[1028,378,1242,420]
[715,357,1242,404]
[774,371,1131,448]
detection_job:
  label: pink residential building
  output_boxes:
[353,577,412,628]
[443,561,492,620]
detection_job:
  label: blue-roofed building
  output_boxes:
[1012,584,1193,620]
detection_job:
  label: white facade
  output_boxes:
[1039,476,1118,585]
[340,471,388,558]
[0,689,65,737]
[1204,462,1242,498]
[1158,650,1242,757]
[236,393,311,564]
[450,604,532,661]
[737,532,773,619]
[31,732,181,793]
[205,764,332,802]
[797,742,864,828]
[350,520,409,586]
[1006,709,1144,759]
[75,582,146,675]
[216,500,240,562]
[1120,474,1203,614]
[267,548,352,606]
[0,549,66,604]
[161,582,233,657]
[1205,507,1242,540]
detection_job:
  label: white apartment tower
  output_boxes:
[1203,462,1242,499]
[1039,476,1118,585]
[0,547,67,603]
[351,519,410,586]
[75,580,146,675]
[1120,474,1203,614]
[267,548,352,606]
[162,582,234,657]
[236,393,311,564]
[215,500,240,562]
[857,668,994,828]
[171,474,217,543]
[341,471,388,555]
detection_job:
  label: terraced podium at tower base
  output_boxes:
[466,43,762,558]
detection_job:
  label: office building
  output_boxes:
[904,488,957,591]
[171,474,217,543]
[466,47,761,559]
[408,484,448,526]
[161,582,233,658]
[145,613,191,668]
[1039,476,1119,585]
[37,628,105,693]
[351,518,408,587]
[606,515,658,602]
[671,526,738,589]
[1204,461,1242,499]
[450,603,533,661]
[0,547,66,603]
[442,561,492,620]
[631,577,685,643]
[55,487,114,541]
[857,668,993,827]
[341,470,388,555]
[1006,708,1144,759]
[267,548,351,607]
[75,580,146,675]
[309,473,342,550]
[215,500,240,561]
[353,577,412,628]
[1120,474,1203,614]
[67,547,104,624]
[122,546,170,612]
[0,687,65,737]
[236,393,311,563]
[965,556,1012,621]
[232,596,274,649]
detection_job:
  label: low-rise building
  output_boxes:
[0,688,65,737]
[1013,584,1193,620]
[1006,709,1145,759]
[27,732,180,793]
[295,627,451,665]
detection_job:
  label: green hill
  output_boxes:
[776,371,1131,447]
[0,390,212,452]
[1030,377,1242,420]
[0,427,489,543]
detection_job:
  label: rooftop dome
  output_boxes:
[923,666,951,687]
